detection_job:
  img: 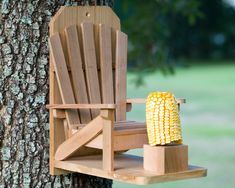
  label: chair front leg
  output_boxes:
[101,109,115,171]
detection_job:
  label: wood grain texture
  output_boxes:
[49,33,80,129]
[101,109,115,171]
[55,116,104,161]
[99,24,114,104]
[115,30,128,121]
[144,145,188,174]
[65,25,91,123]
[54,154,207,185]
[63,119,69,139]
[81,22,101,118]
[49,6,120,39]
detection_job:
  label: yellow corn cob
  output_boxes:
[146,92,182,146]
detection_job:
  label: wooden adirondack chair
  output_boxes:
[48,20,154,169]
[47,6,206,185]
[48,20,185,168]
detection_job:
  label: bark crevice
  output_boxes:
[0,0,113,187]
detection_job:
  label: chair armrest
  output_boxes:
[177,98,186,104]
[126,98,146,104]
[126,98,186,104]
[46,104,116,109]
[126,98,186,112]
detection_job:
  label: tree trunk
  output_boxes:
[0,0,113,187]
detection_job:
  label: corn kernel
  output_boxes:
[146,92,183,146]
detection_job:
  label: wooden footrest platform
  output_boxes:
[54,154,207,185]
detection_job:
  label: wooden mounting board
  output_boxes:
[54,154,207,185]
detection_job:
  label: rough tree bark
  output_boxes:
[0,0,114,187]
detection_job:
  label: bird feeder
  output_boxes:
[47,5,207,185]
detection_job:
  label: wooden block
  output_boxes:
[53,109,66,119]
[144,144,188,174]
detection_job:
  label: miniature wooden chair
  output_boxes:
[47,6,206,185]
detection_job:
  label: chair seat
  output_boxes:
[86,121,148,151]
[114,121,146,135]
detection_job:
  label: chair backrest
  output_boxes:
[49,22,127,128]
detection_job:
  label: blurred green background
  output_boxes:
[114,62,235,188]
[112,0,235,188]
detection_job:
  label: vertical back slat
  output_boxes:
[94,24,102,107]
[65,25,92,123]
[111,28,117,105]
[49,33,81,128]
[99,24,114,104]
[115,31,128,121]
[81,22,101,118]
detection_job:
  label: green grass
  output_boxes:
[113,63,235,188]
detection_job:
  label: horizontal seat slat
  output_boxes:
[71,121,146,135]
[85,121,147,151]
